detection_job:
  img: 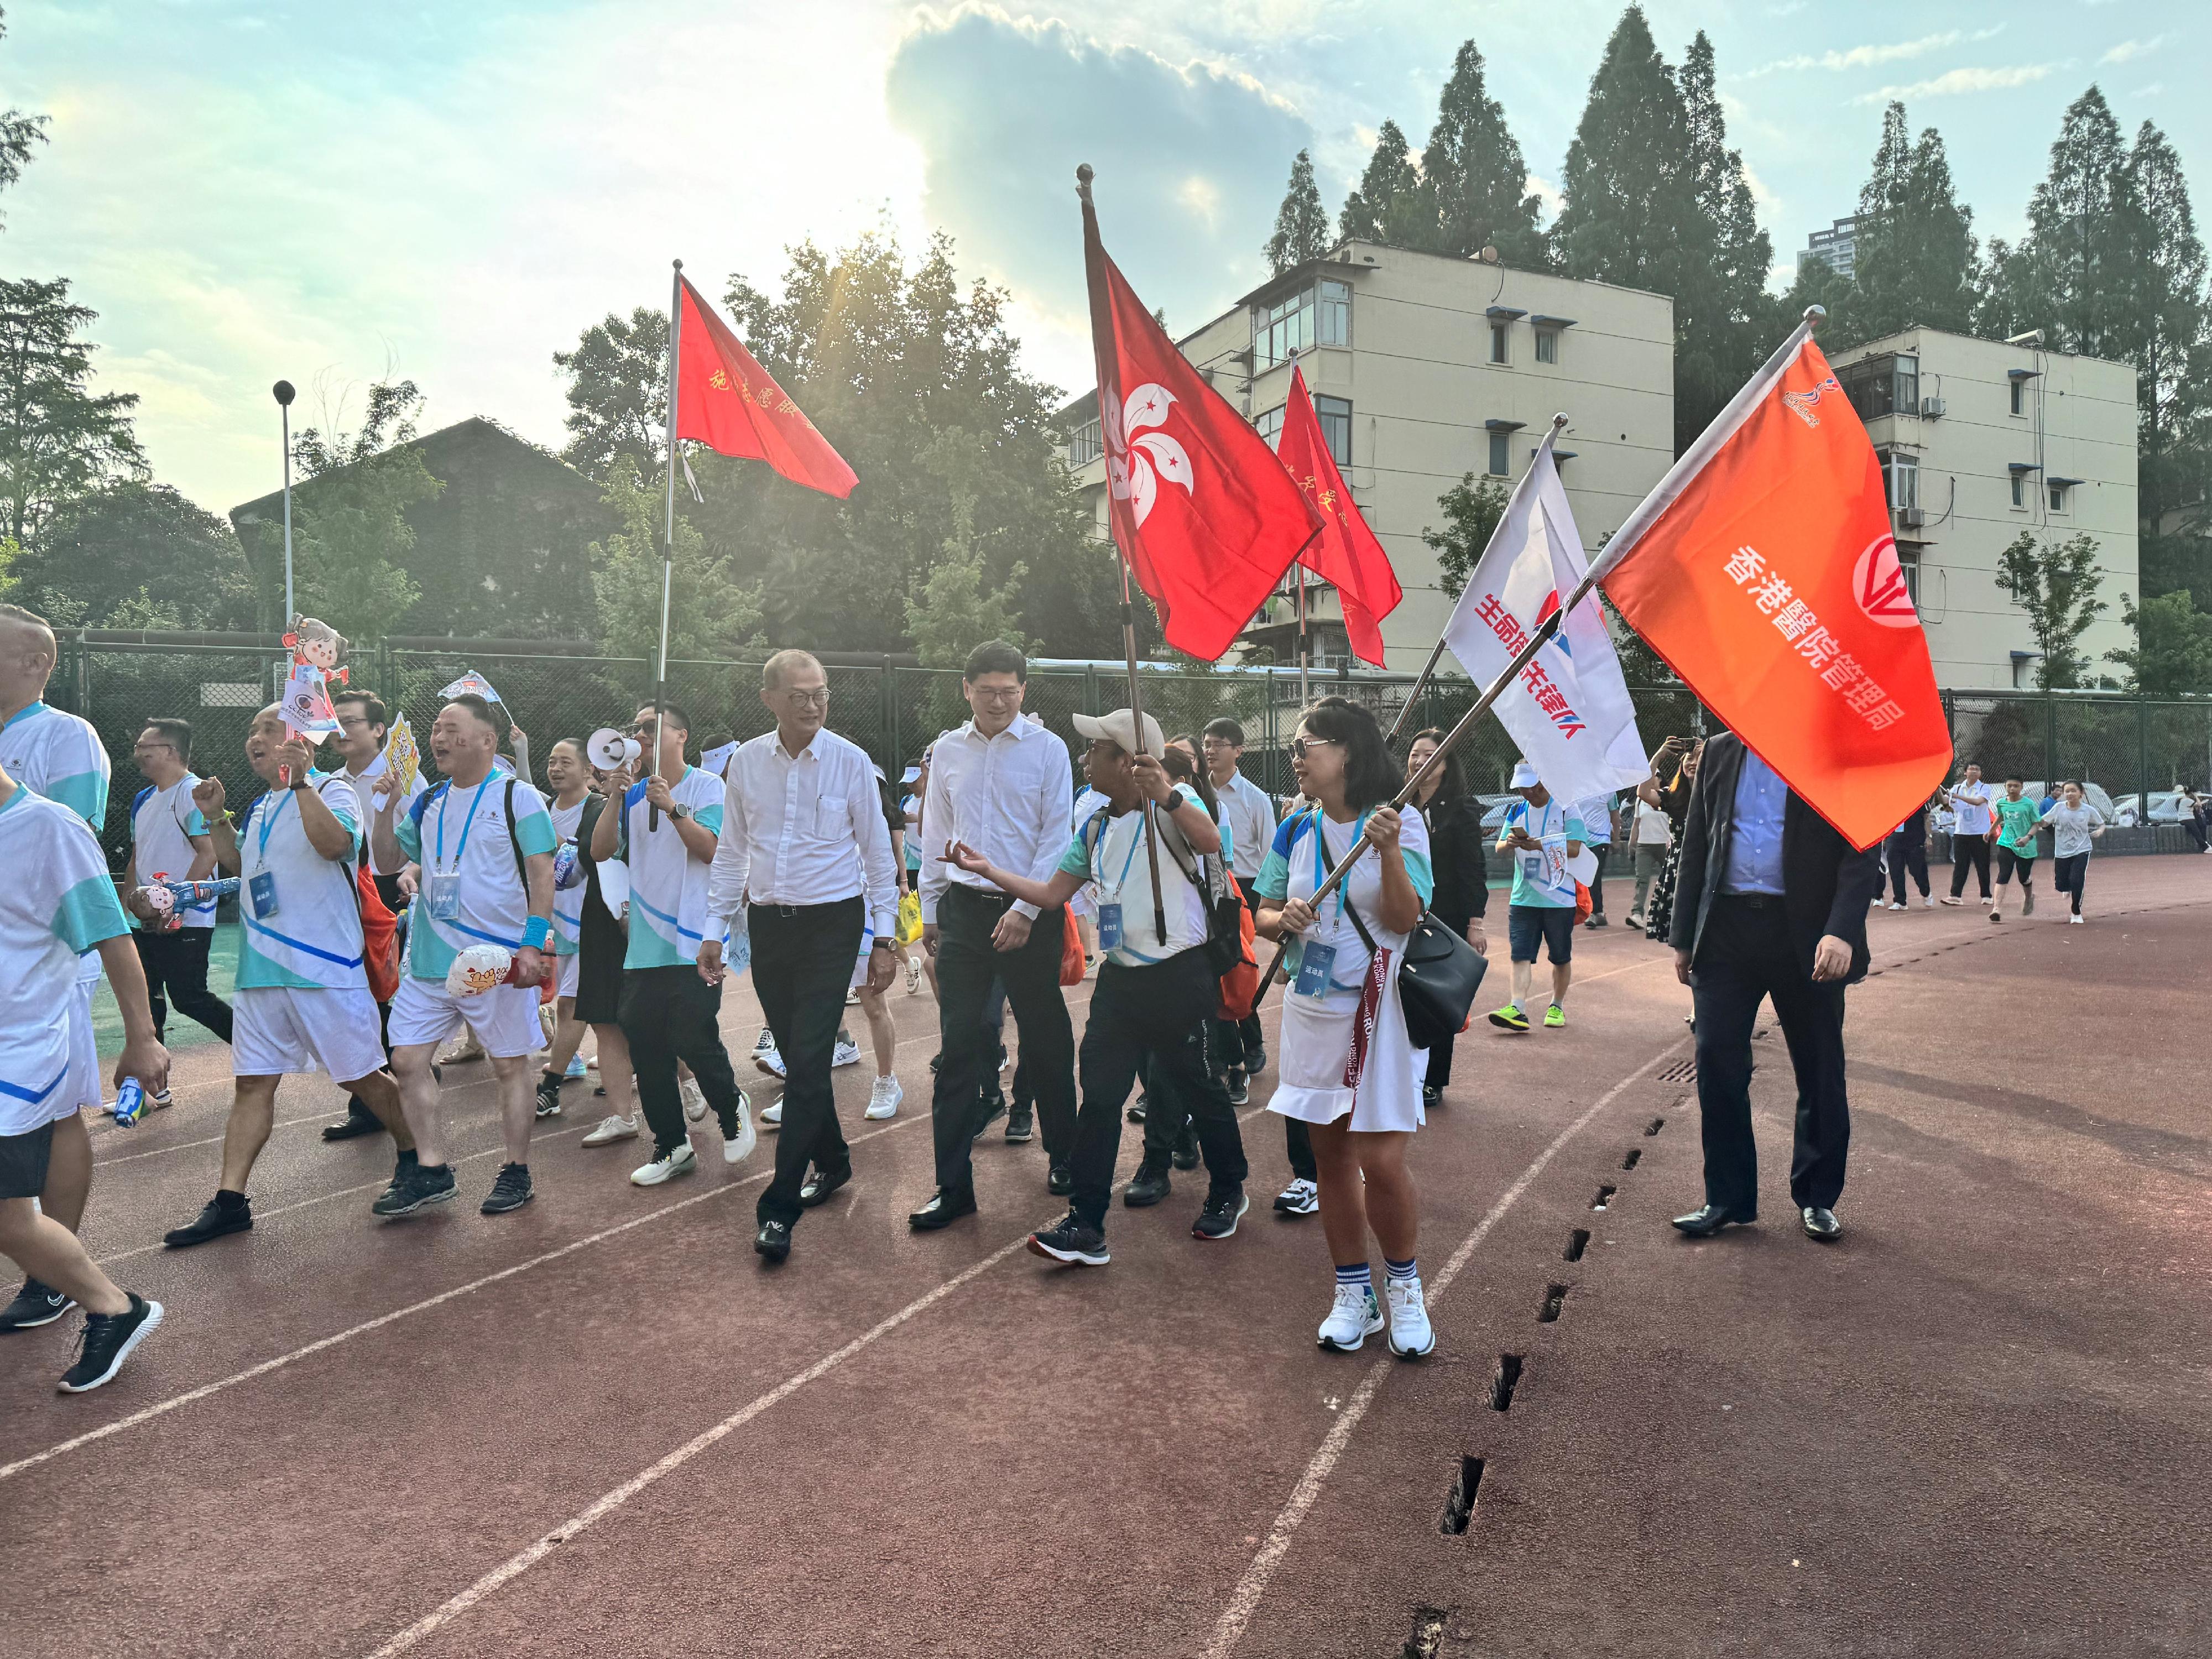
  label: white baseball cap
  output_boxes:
[1511,760,1541,789]
[1072,707,1166,757]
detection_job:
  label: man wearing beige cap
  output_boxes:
[946,706,1249,1265]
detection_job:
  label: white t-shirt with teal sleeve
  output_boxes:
[617,767,729,968]
[236,772,368,992]
[0,786,129,1134]
[1255,806,1435,1010]
[0,701,112,831]
[132,775,217,928]
[1500,797,1585,909]
[1056,789,1209,967]
[394,775,557,981]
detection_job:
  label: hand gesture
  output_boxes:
[192,774,227,818]
[506,721,527,749]
[697,938,727,986]
[1278,895,1318,935]
[644,773,675,813]
[274,737,314,784]
[397,865,420,900]
[946,840,993,878]
[1131,753,1173,804]
[513,945,547,988]
[1506,826,1539,852]
[1811,934,1853,983]
[1360,806,1402,855]
[595,763,633,798]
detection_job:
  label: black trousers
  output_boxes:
[1886,825,1929,902]
[1586,844,1609,914]
[133,927,234,1046]
[1070,950,1248,1230]
[1949,836,1991,898]
[753,898,866,1229]
[929,885,1076,1194]
[618,964,745,1157]
[2053,852,2089,912]
[1689,895,1851,1215]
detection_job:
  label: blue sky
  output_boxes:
[2,1,2199,515]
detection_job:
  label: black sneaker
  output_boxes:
[1170,1123,1200,1171]
[372,1161,457,1218]
[1027,1212,1110,1266]
[1047,1161,1074,1196]
[57,1293,163,1393]
[1192,1188,1250,1240]
[1122,1164,1172,1207]
[534,1074,564,1119]
[1422,1083,1443,1111]
[481,1162,534,1214]
[1004,1101,1034,1143]
[163,1196,253,1249]
[970,1094,1007,1141]
[1126,1095,1148,1124]
[0,1277,74,1331]
[321,1103,384,1141]
[1246,1046,1267,1074]
[1225,1068,1250,1106]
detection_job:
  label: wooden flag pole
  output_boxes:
[649,258,685,830]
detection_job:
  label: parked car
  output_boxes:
[1937,780,2117,833]
[2107,787,2196,828]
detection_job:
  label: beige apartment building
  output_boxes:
[1827,327,2139,690]
[1059,242,1677,672]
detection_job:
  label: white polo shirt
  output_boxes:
[0,787,129,1134]
[236,772,368,992]
[132,775,216,928]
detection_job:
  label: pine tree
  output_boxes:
[1264,149,1333,275]
[1850,105,1979,342]
[1674,30,1777,453]
[1552,9,1693,297]
[1418,41,1546,266]
[1983,87,2138,357]
[2122,122,2209,547]
[1337,120,1427,247]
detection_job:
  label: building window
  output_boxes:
[1314,395,1352,466]
[1535,328,1558,364]
[2048,481,2069,513]
[1490,323,1509,364]
[1898,545,1919,605]
[1878,447,1919,513]
[1070,417,1102,467]
[1254,405,1285,451]
[1488,430,1510,476]
[1253,278,1351,369]
[2010,379,2026,417]
[2010,472,2028,509]
[1840,354,1921,421]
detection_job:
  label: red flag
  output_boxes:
[1591,318,1948,851]
[1277,364,1401,665]
[1081,185,1320,660]
[675,275,856,499]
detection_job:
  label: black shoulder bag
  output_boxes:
[1313,811,1487,1050]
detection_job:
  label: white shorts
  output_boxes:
[389,975,543,1058]
[233,984,388,1083]
[61,978,98,1115]
[556,951,580,999]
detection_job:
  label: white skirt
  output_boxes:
[1267,947,1427,1134]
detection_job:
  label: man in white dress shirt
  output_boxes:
[702,650,899,1263]
[323,688,422,1142]
[1202,716,1275,1102]
[907,641,1077,1231]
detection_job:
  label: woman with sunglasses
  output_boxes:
[1254,697,1437,1358]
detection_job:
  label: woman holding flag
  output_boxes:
[1254,697,1437,1360]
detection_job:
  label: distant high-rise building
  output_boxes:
[1802,215,1860,281]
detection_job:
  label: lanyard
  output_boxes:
[253,787,295,872]
[1097,807,1146,901]
[434,779,489,873]
[1307,807,1369,921]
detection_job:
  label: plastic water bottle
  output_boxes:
[114,1078,145,1128]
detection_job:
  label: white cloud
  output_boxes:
[1525,171,1563,226]
[2101,36,2163,65]
[1854,63,2058,105]
[1743,28,2006,79]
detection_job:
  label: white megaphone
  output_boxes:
[587,727,643,771]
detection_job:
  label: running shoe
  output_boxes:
[1274,1177,1320,1217]
[630,1142,698,1186]
[372,1161,457,1218]
[1004,1099,1033,1141]
[1126,1095,1149,1123]
[760,1098,784,1126]
[1487,1005,1530,1033]
[681,1078,708,1122]
[1318,1281,1384,1352]
[1225,1068,1250,1106]
[832,1034,862,1069]
[971,1094,1007,1140]
[481,1162,535,1215]
[905,956,923,995]
[1246,1045,1267,1074]
[1989,910,2004,924]
[1939,896,1962,906]
[0,1277,75,1331]
[1422,1083,1443,1112]
[755,1047,786,1079]
[564,1053,589,1081]
[56,1293,163,1394]
[1545,1004,1567,1029]
[1385,1276,1436,1359]
[163,1196,253,1249]
[1191,1189,1250,1240]
[1923,897,1936,908]
[844,987,860,1005]
[2071,914,2084,925]
[1027,1212,1110,1267]
[582,1113,638,1147]
[753,1026,775,1058]
[437,1032,486,1066]
[535,1074,564,1119]
[721,1097,757,1165]
[865,1075,902,1120]
[1171,1123,1200,1171]
[1887,901,1906,911]
[1122,1164,1171,1207]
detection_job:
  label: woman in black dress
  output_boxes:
[1406,728,1487,1110]
[572,755,641,1148]
[1640,735,1700,944]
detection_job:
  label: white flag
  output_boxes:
[1441,426,1648,804]
[439,670,503,703]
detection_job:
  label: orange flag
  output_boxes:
[675,276,856,499]
[1590,316,1948,851]
[1277,364,1401,664]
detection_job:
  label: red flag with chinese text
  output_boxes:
[1277,365,1401,664]
[1590,321,1947,850]
[1081,191,1321,660]
[675,276,856,499]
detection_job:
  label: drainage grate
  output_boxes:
[1591,1183,1617,1211]
[1538,1283,1569,1323]
[1438,1463,1483,1538]
[1620,1146,1642,1171]
[1488,1353,1524,1411]
[1658,1060,1697,1083]
[1563,1227,1590,1262]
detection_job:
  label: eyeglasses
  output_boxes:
[131,741,176,754]
[1287,737,1339,761]
[968,686,1024,704]
[779,687,831,709]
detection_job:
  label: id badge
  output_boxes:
[1097,901,1123,953]
[248,870,280,921]
[1293,939,1338,1000]
[1518,849,1545,884]
[425,869,462,921]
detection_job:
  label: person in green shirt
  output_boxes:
[1990,775,2040,922]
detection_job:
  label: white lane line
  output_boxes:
[1197,1035,1688,1659]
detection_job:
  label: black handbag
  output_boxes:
[1313,814,1488,1049]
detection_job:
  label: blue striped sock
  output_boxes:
[1335,1261,1372,1287]
[1385,1256,1418,1282]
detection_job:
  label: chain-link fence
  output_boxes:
[47,632,2212,868]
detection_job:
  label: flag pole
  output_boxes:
[1384,412,1570,747]
[1252,567,1592,1010]
[651,258,684,830]
[1078,163,1168,945]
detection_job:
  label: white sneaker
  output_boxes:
[1923,897,1936,908]
[582,1113,638,1147]
[681,1078,708,1123]
[438,1033,486,1066]
[2071,913,2084,925]
[844,987,860,1005]
[1385,1276,1436,1358]
[905,956,923,995]
[564,1053,588,1081]
[630,1141,697,1185]
[1887,901,1905,911]
[1317,1281,1384,1352]
[755,1047,786,1079]
[1274,1177,1320,1217]
[832,1035,862,1069]
[753,1026,775,1056]
[865,1075,902,1120]
[760,1098,784,1127]
[722,1098,757,1165]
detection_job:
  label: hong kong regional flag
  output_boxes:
[1590,314,1947,850]
[1279,364,1401,664]
[675,275,856,499]
[1081,178,1321,660]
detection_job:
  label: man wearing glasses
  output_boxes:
[126,719,233,1066]
[703,651,899,1263]
[908,640,1077,1232]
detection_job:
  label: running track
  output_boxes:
[4,858,2208,1656]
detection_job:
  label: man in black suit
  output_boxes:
[1667,732,1884,1241]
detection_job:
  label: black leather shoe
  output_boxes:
[798,1164,852,1208]
[1170,1124,1200,1171]
[1801,1206,1842,1241]
[321,1106,383,1142]
[1125,1095,1148,1124]
[1122,1164,1172,1207]
[970,1095,1006,1141]
[908,1188,977,1230]
[1047,1161,1074,1196]
[163,1197,253,1249]
[754,1219,791,1262]
[1671,1203,1752,1238]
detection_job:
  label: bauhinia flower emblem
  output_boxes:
[1103,382,1194,527]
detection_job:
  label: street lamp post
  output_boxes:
[272,379,296,627]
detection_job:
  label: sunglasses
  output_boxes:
[1287,737,1339,761]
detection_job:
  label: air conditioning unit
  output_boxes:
[1921,396,1946,419]
[1898,507,1927,529]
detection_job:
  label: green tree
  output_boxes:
[12,482,255,629]
[1552,10,1691,293]
[1337,120,1428,246]
[284,380,440,643]
[1995,528,2109,688]
[551,305,667,481]
[0,276,145,546]
[1673,31,1777,454]
[1849,103,1979,344]
[1422,472,1511,598]
[0,8,47,225]
[2107,589,2212,694]
[2124,122,2210,552]
[1418,40,1546,265]
[1978,87,2140,358]
[589,455,763,663]
[904,482,1030,671]
[1264,149,1333,275]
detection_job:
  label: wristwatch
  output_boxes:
[669,802,692,822]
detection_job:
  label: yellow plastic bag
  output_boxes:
[895,889,923,946]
